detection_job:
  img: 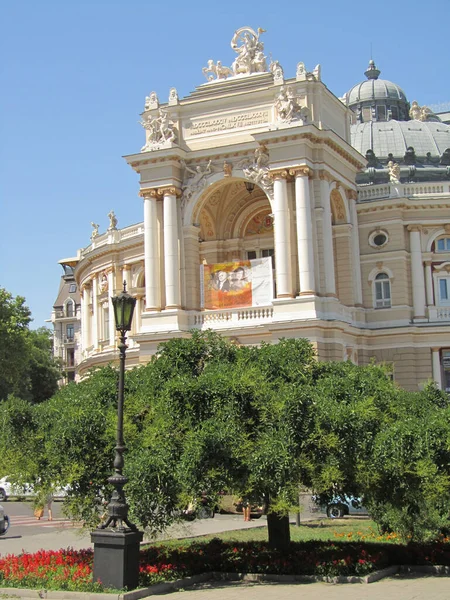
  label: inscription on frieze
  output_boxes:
[186,110,269,136]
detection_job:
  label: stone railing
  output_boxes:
[358,182,450,202]
[191,306,274,328]
[81,222,144,257]
[436,307,450,321]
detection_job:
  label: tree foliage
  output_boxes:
[0,289,61,403]
[1,330,449,545]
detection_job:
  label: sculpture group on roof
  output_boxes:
[202,26,269,82]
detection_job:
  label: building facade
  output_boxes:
[51,261,82,383]
[56,28,450,393]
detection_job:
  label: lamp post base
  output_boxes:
[91,528,143,590]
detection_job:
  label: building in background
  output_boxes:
[53,28,450,392]
[51,260,81,383]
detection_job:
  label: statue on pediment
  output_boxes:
[141,108,177,151]
[107,210,118,231]
[90,222,99,240]
[275,87,309,124]
[231,27,268,76]
[388,161,401,184]
[202,59,233,81]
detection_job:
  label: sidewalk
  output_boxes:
[172,576,450,600]
[0,514,267,555]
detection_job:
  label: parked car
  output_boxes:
[311,494,367,519]
[0,477,69,502]
[0,477,34,502]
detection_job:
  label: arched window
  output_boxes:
[66,299,74,317]
[374,273,391,308]
[436,237,450,252]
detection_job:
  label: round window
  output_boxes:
[369,230,388,248]
[373,233,387,247]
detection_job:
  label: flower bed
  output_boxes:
[1,538,450,591]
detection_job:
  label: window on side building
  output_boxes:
[374,273,391,308]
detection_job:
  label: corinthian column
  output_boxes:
[141,190,160,310]
[272,170,293,298]
[408,225,426,319]
[162,186,182,309]
[107,269,115,346]
[319,173,336,296]
[290,166,315,295]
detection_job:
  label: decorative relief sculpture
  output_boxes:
[144,91,159,111]
[388,161,401,184]
[141,108,177,151]
[242,144,273,196]
[181,160,214,207]
[90,222,100,240]
[223,161,233,176]
[409,100,440,122]
[274,87,309,124]
[168,87,179,105]
[107,210,118,231]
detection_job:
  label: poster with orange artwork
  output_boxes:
[200,258,273,310]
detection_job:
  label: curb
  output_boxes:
[1,565,449,599]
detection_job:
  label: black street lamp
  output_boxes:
[91,282,143,590]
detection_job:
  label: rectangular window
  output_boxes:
[66,325,74,341]
[66,348,75,367]
[247,251,257,260]
[69,284,77,293]
[103,308,110,341]
[390,106,398,120]
[362,107,371,122]
[377,105,386,121]
[439,278,449,302]
[437,238,450,252]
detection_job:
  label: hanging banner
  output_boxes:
[200,257,273,310]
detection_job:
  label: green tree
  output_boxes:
[0,289,61,403]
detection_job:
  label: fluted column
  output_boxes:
[431,348,442,389]
[141,190,160,310]
[408,226,426,319]
[319,173,336,296]
[81,283,91,353]
[272,170,293,298]
[91,274,99,350]
[162,186,182,309]
[290,167,315,295]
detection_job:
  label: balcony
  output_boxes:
[190,306,274,329]
[358,182,450,202]
[64,336,75,344]
[428,307,450,322]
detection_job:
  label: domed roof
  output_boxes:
[351,120,450,159]
[344,60,408,110]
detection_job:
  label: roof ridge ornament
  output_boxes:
[364,59,380,80]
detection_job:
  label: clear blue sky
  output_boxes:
[1,0,449,329]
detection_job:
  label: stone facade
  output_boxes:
[53,29,450,393]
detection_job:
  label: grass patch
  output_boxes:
[150,518,397,548]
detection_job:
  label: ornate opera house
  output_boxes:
[51,27,450,392]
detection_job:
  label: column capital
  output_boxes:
[289,165,311,178]
[139,187,159,199]
[158,185,182,198]
[407,225,422,233]
[270,168,290,181]
[345,189,358,200]
[431,347,441,352]
[122,264,131,271]
[424,260,432,267]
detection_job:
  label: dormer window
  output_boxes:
[69,284,77,293]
